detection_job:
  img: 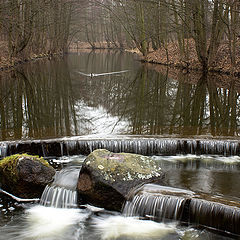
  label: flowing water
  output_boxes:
[1,51,240,239]
[123,184,240,235]
[1,154,240,240]
[1,137,240,159]
[39,164,80,208]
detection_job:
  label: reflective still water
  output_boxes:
[1,155,240,240]
[0,50,240,141]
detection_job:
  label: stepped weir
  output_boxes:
[123,184,240,236]
[1,136,240,237]
[1,136,240,159]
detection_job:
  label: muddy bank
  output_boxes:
[0,40,64,71]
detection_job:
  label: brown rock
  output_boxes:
[0,154,55,198]
[77,149,164,211]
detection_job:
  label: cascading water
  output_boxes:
[189,198,240,235]
[1,154,240,239]
[1,137,240,158]
[0,142,8,159]
[123,184,240,236]
[40,165,81,208]
[124,193,186,222]
[40,186,77,208]
[11,157,87,240]
[123,184,193,223]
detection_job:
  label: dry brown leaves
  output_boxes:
[145,39,240,76]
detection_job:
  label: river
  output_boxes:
[0,50,240,239]
[0,50,240,140]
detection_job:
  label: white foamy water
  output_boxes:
[20,205,88,239]
[93,215,176,240]
[0,204,234,240]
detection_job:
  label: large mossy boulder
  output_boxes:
[77,149,164,211]
[0,154,55,198]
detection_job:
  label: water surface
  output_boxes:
[0,51,240,239]
[0,155,238,240]
[0,51,240,141]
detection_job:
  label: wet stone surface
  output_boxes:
[77,149,164,211]
[0,154,55,198]
[84,149,163,182]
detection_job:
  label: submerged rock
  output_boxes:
[77,149,164,211]
[0,154,55,198]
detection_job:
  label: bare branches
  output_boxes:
[0,0,81,58]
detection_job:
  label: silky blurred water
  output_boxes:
[0,154,239,240]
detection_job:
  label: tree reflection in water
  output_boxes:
[0,52,239,141]
[116,66,240,137]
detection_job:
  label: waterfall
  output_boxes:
[123,184,240,236]
[0,142,8,158]
[189,198,240,235]
[40,165,80,208]
[123,194,186,222]
[40,186,77,208]
[1,137,240,158]
[123,185,193,223]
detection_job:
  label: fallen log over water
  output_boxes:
[1,136,240,159]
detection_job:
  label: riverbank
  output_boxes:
[2,39,240,77]
[144,39,240,76]
[0,53,61,71]
[69,41,124,50]
[0,41,63,71]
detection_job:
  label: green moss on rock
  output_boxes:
[0,153,50,167]
[0,154,50,183]
[0,153,55,198]
[85,149,162,182]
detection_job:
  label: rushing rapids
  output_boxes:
[1,136,240,159]
[123,184,240,236]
